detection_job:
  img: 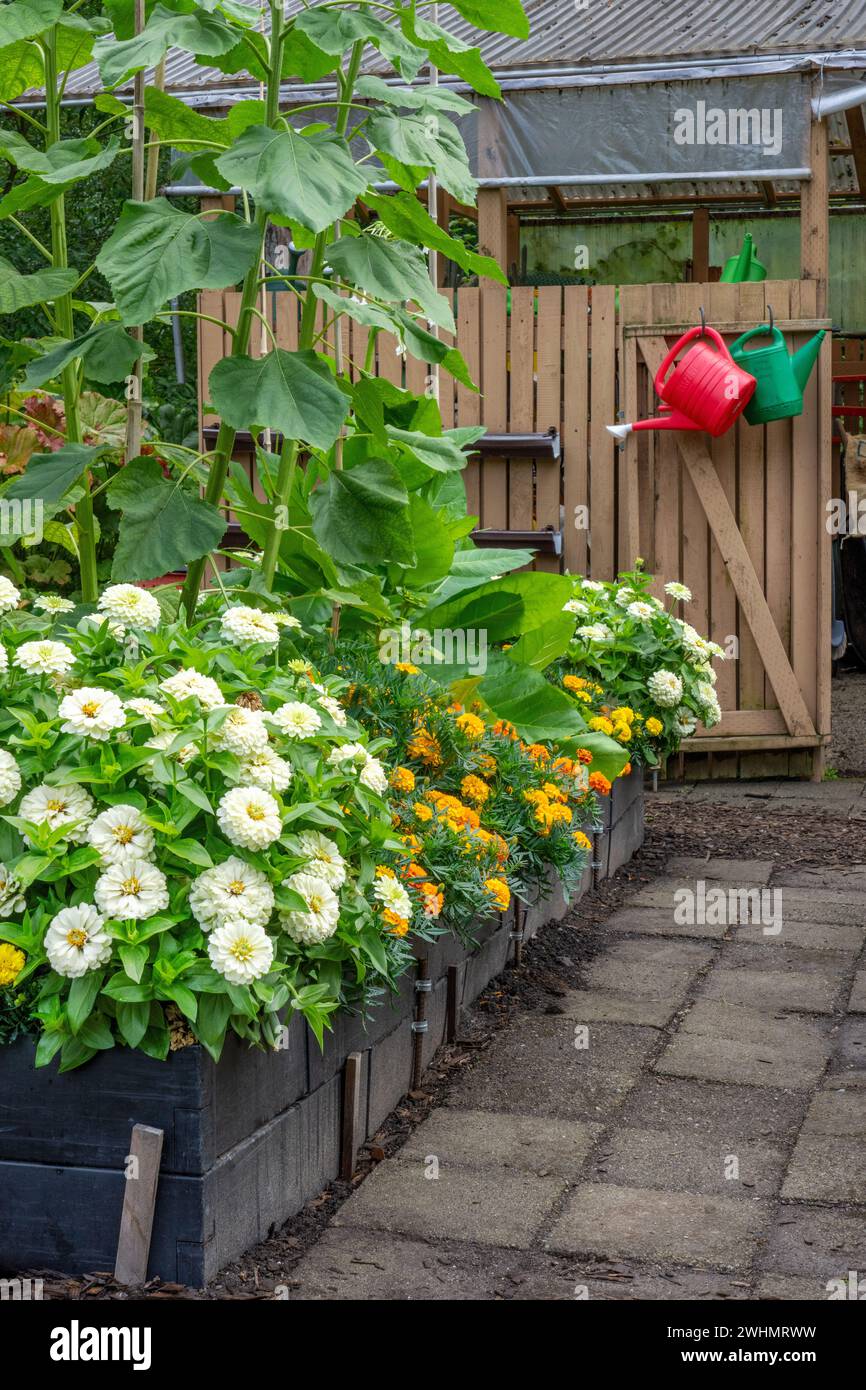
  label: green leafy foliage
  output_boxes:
[23,324,145,387]
[215,125,367,233]
[106,456,227,580]
[209,348,347,450]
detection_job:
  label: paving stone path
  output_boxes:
[290,849,866,1301]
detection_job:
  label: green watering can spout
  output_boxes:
[719,233,768,284]
[790,330,825,391]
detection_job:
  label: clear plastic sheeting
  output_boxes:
[465,74,813,186]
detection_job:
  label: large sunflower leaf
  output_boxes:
[208,349,347,451]
[106,456,227,582]
[0,259,77,314]
[95,198,260,325]
[215,125,367,234]
[23,324,144,388]
[93,3,238,88]
[327,234,455,334]
[309,457,414,568]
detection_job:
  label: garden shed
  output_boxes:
[16,0,866,781]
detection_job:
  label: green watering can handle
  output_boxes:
[730,324,786,353]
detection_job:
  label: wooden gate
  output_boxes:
[197,277,831,776]
[618,282,832,778]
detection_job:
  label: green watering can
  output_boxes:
[729,320,825,425]
[719,233,767,283]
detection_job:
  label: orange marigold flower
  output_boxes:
[448,701,464,714]
[455,711,485,741]
[577,748,593,765]
[573,830,593,851]
[526,743,550,762]
[562,673,586,692]
[589,771,612,795]
[390,765,415,793]
[461,773,490,805]
[414,803,433,823]
[492,719,518,739]
[400,833,422,852]
[620,762,632,777]
[404,861,428,881]
[407,727,442,768]
[484,876,511,911]
[553,756,576,776]
[383,909,410,936]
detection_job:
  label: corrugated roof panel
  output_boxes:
[31,0,866,103]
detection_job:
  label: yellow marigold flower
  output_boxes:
[576,690,593,703]
[620,762,633,776]
[611,706,636,724]
[562,674,586,692]
[395,662,421,674]
[573,830,593,851]
[523,788,549,808]
[477,753,497,776]
[542,781,567,802]
[390,765,415,793]
[455,711,485,741]
[407,727,442,768]
[461,773,490,805]
[400,833,422,853]
[383,909,410,936]
[485,877,511,911]
[645,716,663,736]
[589,716,614,735]
[414,803,433,823]
[614,723,632,743]
[0,943,24,987]
[375,864,395,879]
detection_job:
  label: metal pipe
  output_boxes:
[813,82,866,117]
[411,959,430,1092]
[170,298,185,384]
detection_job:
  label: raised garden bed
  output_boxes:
[0,773,643,1287]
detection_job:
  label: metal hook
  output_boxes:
[766,302,774,334]
[699,305,706,337]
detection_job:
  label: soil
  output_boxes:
[830,668,866,777]
[25,788,865,1301]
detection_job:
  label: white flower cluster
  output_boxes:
[647,668,683,707]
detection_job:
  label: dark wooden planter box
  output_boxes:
[0,776,644,1286]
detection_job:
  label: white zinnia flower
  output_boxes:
[317,694,347,728]
[208,919,274,984]
[297,831,346,889]
[0,645,6,673]
[45,903,111,978]
[0,750,21,807]
[19,782,94,842]
[94,857,169,921]
[562,598,589,615]
[581,579,605,592]
[359,755,388,794]
[216,786,282,850]
[221,605,280,650]
[0,575,21,614]
[33,594,74,613]
[124,697,166,724]
[98,583,161,630]
[214,705,269,756]
[236,746,293,794]
[88,804,155,865]
[373,875,412,920]
[279,872,340,944]
[674,707,697,737]
[189,855,275,932]
[160,668,224,710]
[59,686,126,741]
[626,601,656,622]
[576,624,613,642]
[664,581,692,602]
[327,742,366,768]
[14,639,75,675]
[647,669,683,707]
[615,586,635,607]
[273,612,301,630]
[144,730,197,768]
[269,701,322,738]
[0,863,25,915]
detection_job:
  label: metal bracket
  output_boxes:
[411,1020,428,1035]
[414,978,432,994]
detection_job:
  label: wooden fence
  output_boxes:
[198,279,831,777]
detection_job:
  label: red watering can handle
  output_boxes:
[654,324,730,397]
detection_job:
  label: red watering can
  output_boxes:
[607,323,757,441]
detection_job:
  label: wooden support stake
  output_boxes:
[340,1051,363,1182]
[800,116,829,316]
[477,187,509,285]
[114,1123,164,1287]
[691,208,709,283]
[446,964,460,1043]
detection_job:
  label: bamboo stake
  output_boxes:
[124,0,146,465]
